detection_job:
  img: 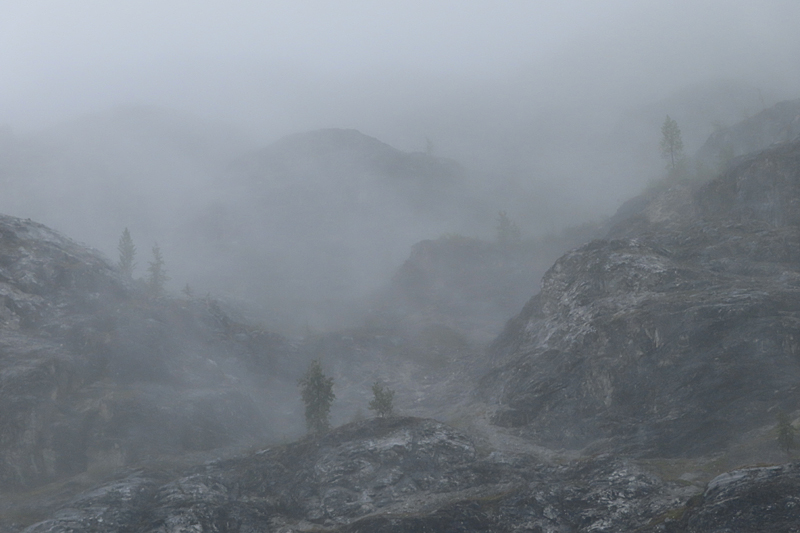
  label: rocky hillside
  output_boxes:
[695,97,800,170]
[8,114,800,531]
[15,417,697,532]
[0,215,294,491]
[374,226,601,343]
[15,416,800,532]
[483,139,800,459]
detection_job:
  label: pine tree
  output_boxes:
[147,243,170,297]
[298,360,335,433]
[660,115,685,174]
[117,228,136,278]
[369,381,395,418]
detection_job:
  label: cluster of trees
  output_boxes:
[116,228,170,297]
[297,359,395,434]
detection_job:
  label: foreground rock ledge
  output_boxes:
[21,416,703,533]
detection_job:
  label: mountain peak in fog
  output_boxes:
[235,127,463,187]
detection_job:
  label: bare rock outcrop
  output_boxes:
[484,139,800,458]
[21,417,694,533]
[0,215,285,490]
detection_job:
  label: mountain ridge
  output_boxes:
[483,138,800,459]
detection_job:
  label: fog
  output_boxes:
[1,1,799,332]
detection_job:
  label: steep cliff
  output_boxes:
[484,139,800,458]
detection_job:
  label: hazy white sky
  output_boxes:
[3,1,798,141]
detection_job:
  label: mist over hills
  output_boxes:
[5,99,800,531]
[0,105,256,259]
[1,110,489,332]
[0,78,785,336]
[3,2,800,529]
[185,128,486,331]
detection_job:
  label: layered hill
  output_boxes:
[0,215,297,491]
[2,113,484,333]
[8,102,800,531]
[186,128,485,332]
[375,225,601,343]
[483,138,800,459]
[695,97,800,169]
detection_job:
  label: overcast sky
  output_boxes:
[2,1,799,145]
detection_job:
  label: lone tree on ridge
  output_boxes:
[660,115,684,174]
[298,359,335,433]
[117,228,136,278]
[369,381,395,418]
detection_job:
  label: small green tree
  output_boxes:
[117,228,136,278]
[777,411,796,458]
[660,115,685,174]
[369,381,395,418]
[496,211,521,248]
[147,243,170,297]
[298,359,335,433]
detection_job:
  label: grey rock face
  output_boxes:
[0,215,281,490]
[647,463,800,533]
[378,227,600,344]
[22,417,693,533]
[485,140,800,457]
[695,98,800,168]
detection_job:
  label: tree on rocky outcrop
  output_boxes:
[777,411,796,457]
[117,228,136,278]
[147,243,169,297]
[369,382,395,417]
[298,359,335,433]
[496,211,521,248]
[660,115,685,174]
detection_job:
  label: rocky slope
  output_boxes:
[17,417,698,533]
[9,119,800,531]
[695,98,800,170]
[0,215,293,491]
[19,416,800,532]
[483,139,800,459]
[657,463,800,532]
[375,225,602,343]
